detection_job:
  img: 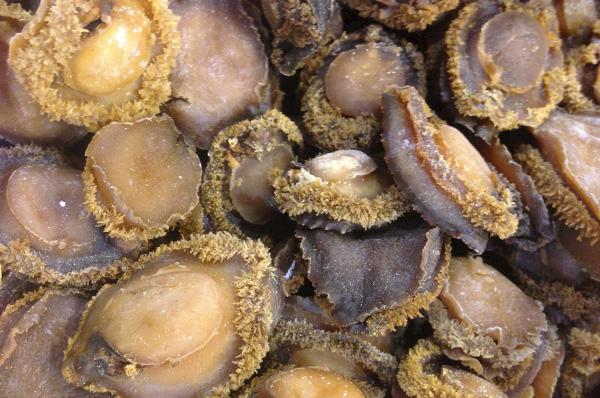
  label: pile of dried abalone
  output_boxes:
[1,0,599,397]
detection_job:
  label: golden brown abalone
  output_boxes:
[515,110,600,244]
[83,115,202,242]
[301,25,425,151]
[445,0,565,129]
[0,145,131,288]
[382,86,519,253]
[62,232,278,397]
[8,0,180,131]
[274,149,409,233]
[202,110,302,237]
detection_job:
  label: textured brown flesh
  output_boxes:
[476,138,554,247]
[260,0,342,75]
[259,367,365,398]
[556,221,600,281]
[477,11,548,90]
[165,0,269,149]
[3,164,100,256]
[532,110,600,222]
[382,87,488,253]
[450,0,564,124]
[0,290,99,397]
[62,0,153,97]
[290,349,366,380]
[439,366,507,398]
[229,144,294,225]
[304,150,390,199]
[62,251,244,397]
[531,342,564,398]
[324,43,419,117]
[87,116,202,228]
[440,256,547,350]
[435,124,495,191]
[0,272,37,313]
[555,0,598,37]
[0,22,79,145]
[298,226,445,325]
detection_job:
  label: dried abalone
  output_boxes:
[8,0,180,131]
[0,288,102,397]
[297,225,450,335]
[0,146,131,288]
[261,0,342,76]
[164,0,273,150]
[62,232,279,397]
[515,110,600,243]
[382,86,519,253]
[0,3,83,145]
[83,115,202,242]
[445,0,565,129]
[274,150,409,233]
[202,110,302,237]
[340,0,460,32]
[301,25,425,151]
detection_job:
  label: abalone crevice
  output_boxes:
[340,0,460,32]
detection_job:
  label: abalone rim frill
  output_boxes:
[273,166,410,234]
[561,328,600,398]
[267,0,341,76]
[7,0,180,131]
[268,319,398,385]
[201,109,303,237]
[563,43,600,113]
[445,0,566,130]
[61,232,276,397]
[514,145,600,244]
[428,299,547,369]
[300,26,426,151]
[514,269,600,322]
[0,145,132,289]
[82,117,202,243]
[0,0,32,23]
[397,339,485,398]
[340,0,460,32]
[381,86,519,251]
